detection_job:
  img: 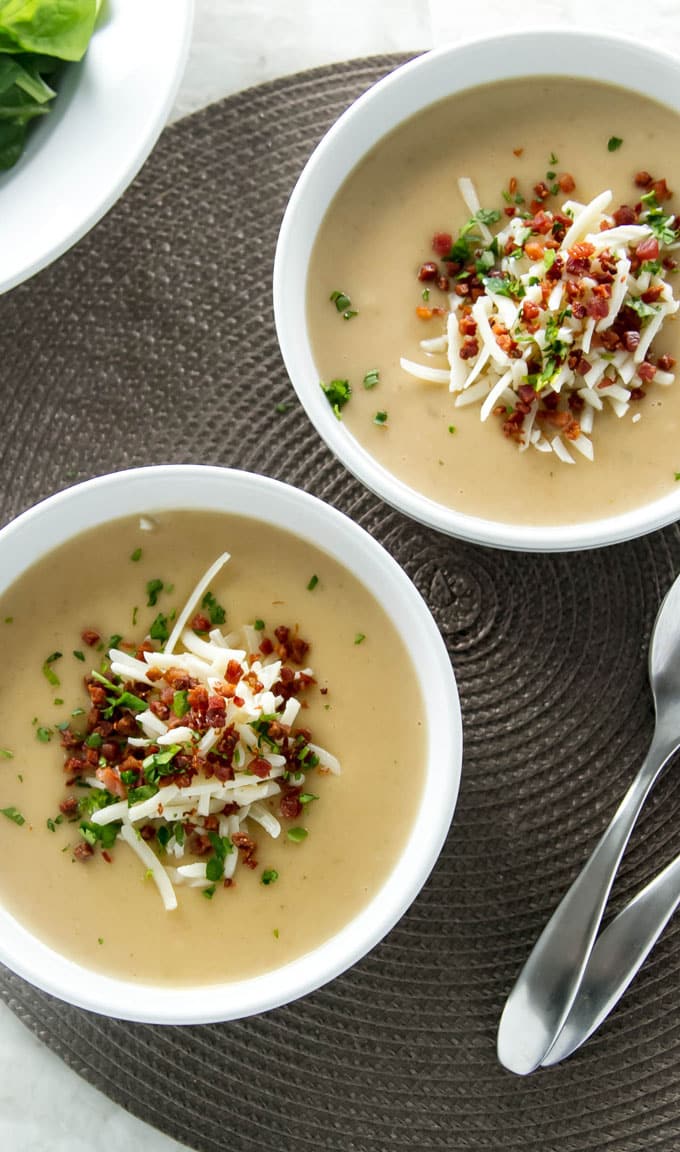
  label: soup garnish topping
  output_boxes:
[55,553,339,910]
[398,174,680,462]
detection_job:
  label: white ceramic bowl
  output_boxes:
[0,465,461,1023]
[0,0,193,295]
[274,30,680,552]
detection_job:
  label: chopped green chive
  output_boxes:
[42,651,62,687]
[675,472,680,481]
[53,697,64,706]
[287,827,308,843]
[363,369,380,389]
[0,748,14,759]
[254,619,265,631]
[71,707,85,718]
[548,151,558,165]
[172,690,189,718]
[203,885,216,900]
[73,650,85,662]
[201,590,226,626]
[307,574,319,592]
[3,616,12,624]
[85,733,103,749]
[146,578,164,607]
[47,818,56,832]
[149,613,169,644]
[261,869,279,885]
[320,377,351,418]
[132,605,138,627]
[421,287,430,301]
[299,793,319,805]
[607,136,623,152]
[273,928,280,939]
[36,727,52,743]
[2,806,25,826]
[354,633,366,645]
[98,937,104,945]
[130,547,142,562]
[330,289,357,319]
[448,425,456,434]
[373,411,388,426]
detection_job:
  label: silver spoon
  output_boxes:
[541,847,680,1065]
[497,572,680,1076]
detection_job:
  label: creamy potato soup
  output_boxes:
[0,512,425,985]
[308,78,680,524]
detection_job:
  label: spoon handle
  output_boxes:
[497,733,676,1075]
[541,850,680,1066]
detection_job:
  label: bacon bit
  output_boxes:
[458,314,477,336]
[504,205,516,218]
[140,824,156,841]
[495,333,521,358]
[190,612,211,632]
[599,330,621,351]
[86,682,107,707]
[641,284,664,303]
[280,788,303,820]
[432,232,452,256]
[531,211,553,235]
[437,274,450,291]
[259,636,274,656]
[517,383,537,405]
[95,766,127,798]
[629,386,646,401]
[592,283,612,299]
[522,300,540,322]
[509,176,518,195]
[249,757,271,779]
[636,235,660,262]
[524,240,545,261]
[652,178,672,202]
[225,659,242,685]
[657,353,676,371]
[74,842,94,861]
[146,667,164,683]
[431,306,447,316]
[613,204,637,226]
[564,418,582,442]
[635,170,653,188]
[416,305,435,318]
[570,242,596,260]
[232,831,258,869]
[568,392,585,412]
[558,173,575,193]
[150,699,169,720]
[513,146,524,157]
[568,350,592,374]
[136,639,155,661]
[638,361,657,383]
[599,219,612,232]
[533,181,551,201]
[459,337,480,360]
[565,280,584,302]
[529,199,543,215]
[81,629,100,647]
[102,850,113,864]
[59,795,79,816]
[188,684,208,712]
[205,695,226,727]
[587,297,609,319]
[545,256,563,283]
[418,261,438,282]
[540,409,571,428]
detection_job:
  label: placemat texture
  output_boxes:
[2,54,680,1152]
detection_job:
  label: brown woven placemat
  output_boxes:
[3,54,680,1152]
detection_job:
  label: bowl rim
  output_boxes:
[0,465,461,1023]
[274,28,680,552]
[0,0,194,296]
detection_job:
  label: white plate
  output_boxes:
[0,0,194,294]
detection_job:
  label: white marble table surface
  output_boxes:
[3,0,680,1148]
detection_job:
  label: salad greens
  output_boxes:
[0,1,99,170]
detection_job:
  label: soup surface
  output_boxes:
[0,512,425,985]
[308,77,680,524]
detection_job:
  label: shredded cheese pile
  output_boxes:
[76,554,339,910]
[402,179,680,463]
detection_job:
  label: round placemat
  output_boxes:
[3,55,680,1152]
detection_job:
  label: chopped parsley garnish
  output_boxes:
[307,574,319,591]
[354,633,366,645]
[98,937,104,945]
[143,744,182,784]
[483,275,525,299]
[146,578,165,607]
[172,690,189,718]
[1,806,24,825]
[607,136,623,152]
[287,827,308,843]
[448,425,456,434]
[421,287,430,301]
[548,151,558,165]
[0,748,14,759]
[36,726,52,743]
[128,783,158,805]
[41,651,62,687]
[675,472,680,481]
[149,613,170,644]
[72,649,85,662]
[80,820,119,850]
[206,831,234,882]
[85,732,103,749]
[250,715,282,751]
[299,793,319,805]
[373,410,388,426]
[253,619,265,631]
[628,297,659,321]
[261,869,279,885]
[320,377,351,418]
[203,885,216,899]
[363,369,380,389]
[130,547,142,562]
[201,590,226,625]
